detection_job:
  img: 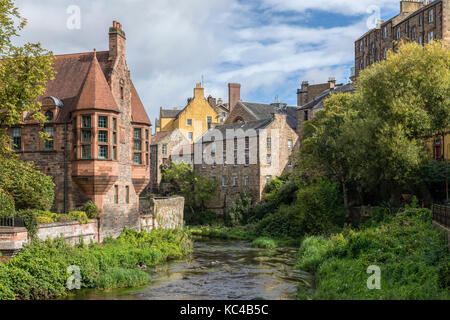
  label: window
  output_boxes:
[134,153,142,165]
[234,154,238,167]
[304,110,309,121]
[98,130,108,143]
[245,137,249,150]
[113,118,117,131]
[360,59,364,70]
[222,176,227,187]
[188,132,193,141]
[125,186,130,204]
[267,138,271,150]
[396,27,401,40]
[211,142,216,154]
[114,185,119,204]
[288,139,293,152]
[245,154,249,166]
[233,176,238,187]
[267,154,272,165]
[98,116,108,129]
[428,31,434,43]
[120,86,124,100]
[234,138,238,151]
[44,127,54,151]
[45,110,53,121]
[244,176,249,186]
[366,55,370,66]
[419,14,423,26]
[187,119,192,126]
[99,145,108,159]
[266,175,272,184]
[383,26,387,39]
[419,35,423,46]
[145,129,149,141]
[429,9,434,23]
[162,144,167,156]
[359,40,363,52]
[207,116,212,129]
[134,128,142,151]
[82,115,91,128]
[82,145,91,159]
[371,42,375,56]
[12,128,21,151]
[113,146,117,160]
[412,26,417,40]
[113,132,117,145]
[405,22,409,36]
[212,161,216,168]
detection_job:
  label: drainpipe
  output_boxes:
[63,122,69,213]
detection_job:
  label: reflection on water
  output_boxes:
[66,240,313,300]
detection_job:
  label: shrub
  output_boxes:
[17,209,38,239]
[68,211,89,224]
[225,192,253,226]
[184,209,217,226]
[0,188,15,217]
[252,237,277,249]
[255,204,303,239]
[36,216,55,224]
[297,236,332,272]
[57,214,70,223]
[0,157,54,211]
[80,201,99,219]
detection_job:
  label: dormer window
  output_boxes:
[45,110,54,121]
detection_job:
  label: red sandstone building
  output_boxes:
[355,0,450,78]
[8,21,151,239]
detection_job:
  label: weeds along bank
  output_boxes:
[296,207,450,300]
[0,228,192,300]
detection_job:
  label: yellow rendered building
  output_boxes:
[155,83,229,143]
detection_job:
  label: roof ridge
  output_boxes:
[54,51,109,58]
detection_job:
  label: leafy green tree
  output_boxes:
[0,0,54,154]
[297,41,450,207]
[161,162,218,215]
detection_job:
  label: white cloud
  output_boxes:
[261,0,399,15]
[12,0,392,129]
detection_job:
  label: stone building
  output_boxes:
[194,100,300,212]
[355,0,450,78]
[149,129,191,193]
[296,78,337,106]
[154,83,234,143]
[8,21,151,240]
[296,82,354,136]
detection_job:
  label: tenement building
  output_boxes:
[355,0,450,78]
[9,21,151,240]
[194,100,300,212]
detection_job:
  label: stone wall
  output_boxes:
[140,197,184,231]
[0,227,28,256]
[36,220,99,245]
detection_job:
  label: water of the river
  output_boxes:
[65,240,313,300]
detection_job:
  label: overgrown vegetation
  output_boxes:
[161,161,218,225]
[296,207,450,300]
[0,228,192,300]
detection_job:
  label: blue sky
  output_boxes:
[14,0,400,132]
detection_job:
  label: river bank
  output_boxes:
[65,240,312,300]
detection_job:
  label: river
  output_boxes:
[66,240,313,300]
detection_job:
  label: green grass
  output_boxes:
[251,237,277,249]
[296,208,450,300]
[0,228,192,300]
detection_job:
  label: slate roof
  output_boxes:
[299,83,354,111]
[150,131,171,145]
[237,101,299,131]
[199,118,274,143]
[160,109,182,118]
[32,50,150,125]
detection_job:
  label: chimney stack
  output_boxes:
[193,83,204,99]
[297,81,309,106]
[207,95,217,108]
[109,20,126,62]
[328,77,336,89]
[228,83,241,112]
[400,1,424,14]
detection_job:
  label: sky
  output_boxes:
[13,0,400,132]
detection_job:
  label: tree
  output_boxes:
[0,0,54,154]
[161,162,218,215]
[297,41,450,207]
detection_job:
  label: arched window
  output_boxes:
[45,110,53,121]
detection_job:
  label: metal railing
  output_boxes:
[0,215,25,228]
[432,204,450,229]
